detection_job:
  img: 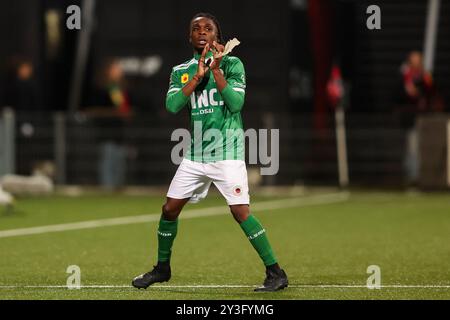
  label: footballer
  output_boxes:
[132,12,288,292]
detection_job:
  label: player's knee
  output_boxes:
[162,203,180,220]
[230,206,249,223]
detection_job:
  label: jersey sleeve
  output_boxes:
[165,68,189,114]
[221,57,246,113]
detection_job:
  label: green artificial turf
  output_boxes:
[0,190,449,299]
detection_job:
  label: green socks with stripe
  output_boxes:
[157,218,178,262]
[240,214,277,266]
[156,215,277,268]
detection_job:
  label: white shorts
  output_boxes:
[167,159,250,205]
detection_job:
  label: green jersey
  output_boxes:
[166,51,246,163]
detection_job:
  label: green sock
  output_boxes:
[240,214,277,266]
[157,218,178,262]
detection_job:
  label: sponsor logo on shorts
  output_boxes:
[158,231,173,237]
[233,185,243,196]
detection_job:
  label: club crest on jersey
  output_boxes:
[181,73,189,84]
[233,185,243,196]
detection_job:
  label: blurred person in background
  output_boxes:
[3,57,42,178]
[326,64,345,109]
[4,58,39,111]
[395,51,444,185]
[84,58,133,191]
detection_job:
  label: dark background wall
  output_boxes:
[2,0,448,115]
[351,0,450,113]
[1,0,449,186]
[87,0,291,116]
[0,0,79,111]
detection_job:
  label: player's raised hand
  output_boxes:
[209,41,224,70]
[195,43,210,80]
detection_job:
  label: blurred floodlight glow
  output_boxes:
[119,56,163,77]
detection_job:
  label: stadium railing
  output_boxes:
[2,107,448,188]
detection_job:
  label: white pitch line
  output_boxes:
[0,192,349,239]
[0,284,450,289]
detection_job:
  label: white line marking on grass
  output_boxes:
[0,192,349,239]
[0,284,450,289]
[292,285,450,289]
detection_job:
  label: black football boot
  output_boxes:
[254,268,288,292]
[132,264,171,289]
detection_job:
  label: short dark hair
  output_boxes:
[191,12,224,44]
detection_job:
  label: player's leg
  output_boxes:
[210,160,288,292]
[132,159,209,289]
[132,197,189,289]
[229,204,288,292]
[157,197,190,263]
